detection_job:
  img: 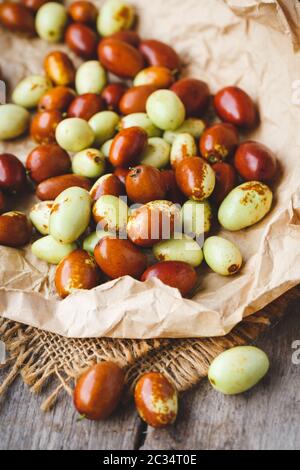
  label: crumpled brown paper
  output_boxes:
[0,0,300,339]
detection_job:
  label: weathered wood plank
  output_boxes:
[142,305,300,450]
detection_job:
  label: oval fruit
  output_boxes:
[35,2,67,42]
[102,83,128,112]
[175,156,215,201]
[68,93,105,121]
[90,174,124,201]
[83,230,114,254]
[68,1,98,25]
[44,51,75,87]
[0,2,35,35]
[97,0,135,37]
[203,236,242,276]
[74,362,125,421]
[65,23,98,59]
[89,111,120,146]
[127,200,181,247]
[30,110,63,144]
[218,181,273,231]
[0,211,32,247]
[94,237,147,279]
[212,162,237,205]
[38,86,76,113]
[109,30,140,48]
[163,118,206,144]
[214,86,257,129]
[146,90,185,131]
[200,123,239,163]
[109,127,147,168]
[139,39,180,72]
[92,195,128,233]
[120,113,161,138]
[55,118,94,152]
[49,187,91,243]
[134,372,178,428]
[32,235,77,265]
[153,237,203,268]
[55,249,100,298]
[134,66,174,88]
[170,132,197,168]
[26,144,71,184]
[75,61,107,95]
[72,148,106,179]
[126,165,166,204]
[208,346,270,395]
[98,38,144,79]
[12,75,52,109]
[119,85,158,115]
[0,153,27,193]
[181,200,212,238]
[0,104,30,140]
[234,141,277,182]
[141,261,197,297]
[141,137,170,169]
[36,174,91,201]
[29,201,54,235]
[171,78,209,117]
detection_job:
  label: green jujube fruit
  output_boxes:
[93,195,128,233]
[163,118,206,144]
[153,236,203,268]
[35,2,68,43]
[101,139,114,157]
[89,111,120,146]
[49,187,92,243]
[97,0,135,37]
[29,201,54,235]
[75,61,107,95]
[146,90,186,131]
[170,133,197,167]
[0,104,30,140]
[12,75,52,109]
[55,118,95,152]
[140,137,170,169]
[208,346,270,395]
[72,148,106,178]
[218,181,273,231]
[120,113,161,137]
[83,230,113,254]
[203,236,242,276]
[31,235,77,265]
[182,200,212,239]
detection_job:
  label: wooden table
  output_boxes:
[0,301,300,450]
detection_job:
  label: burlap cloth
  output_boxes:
[1,0,300,410]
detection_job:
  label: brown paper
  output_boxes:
[0,0,300,339]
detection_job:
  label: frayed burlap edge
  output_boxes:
[1,286,299,412]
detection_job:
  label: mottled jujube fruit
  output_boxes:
[200,123,239,163]
[125,165,166,204]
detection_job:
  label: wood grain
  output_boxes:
[0,303,300,450]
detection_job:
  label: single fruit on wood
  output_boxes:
[203,236,242,276]
[26,144,71,184]
[44,51,75,87]
[98,38,144,79]
[134,372,178,428]
[234,141,277,182]
[214,86,257,129]
[55,249,100,298]
[94,237,147,279]
[30,110,63,144]
[125,165,166,204]
[36,174,91,201]
[200,123,239,163]
[0,153,27,193]
[171,78,209,117]
[74,362,125,421]
[65,23,98,59]
[208,346,269,395]
[109,127,148,168]
[139,39,180,72]
[175,156,215,201]
[0,211,32,247]
[141,260,197,297]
